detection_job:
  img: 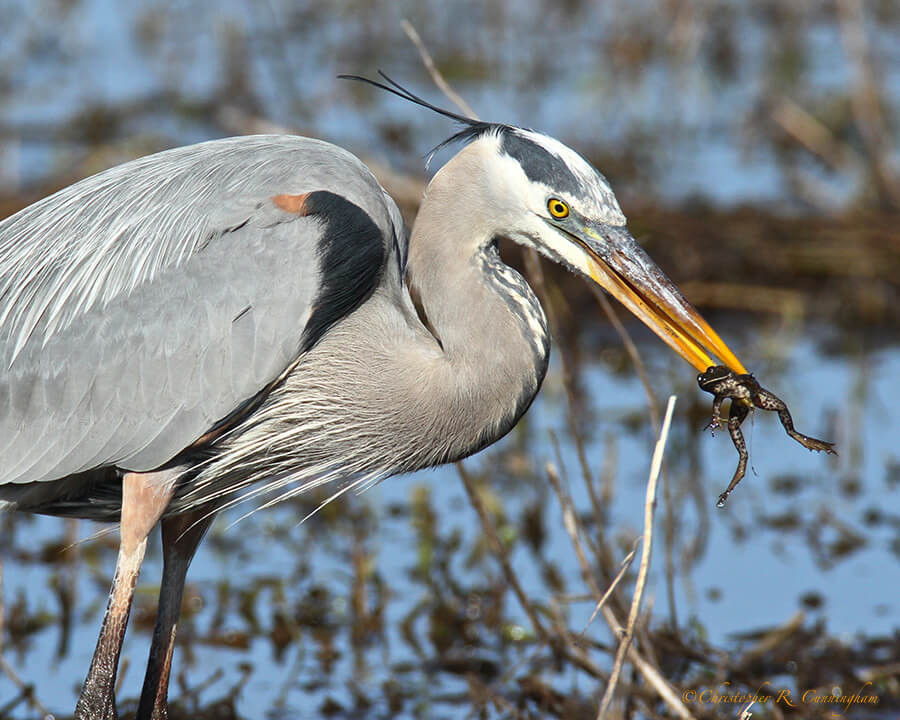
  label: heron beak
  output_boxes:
[569,223,746,374]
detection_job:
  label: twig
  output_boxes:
[737,611,805,667]
[523,250,614,604]
[597,396,675,719]
[579,541,639,637]
[526,252,603,530]
[456,464,546,640]
[545,462,604,600]
[401,20,478,119]
[546,429,692,720]
[770,97,860,174]
[601,603,696,720]
[456,463,606,680]
[589,285,661,431]
[0,655,53,719]
[587,283,682,633]
[599,433,617,508]
[116,656,130,696]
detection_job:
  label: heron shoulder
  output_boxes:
[0,135,401,365]
[0,135,403,492]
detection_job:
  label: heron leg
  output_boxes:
[75,470,177,720]
[137,509,215,720]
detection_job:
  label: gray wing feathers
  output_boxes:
[1,135,398,486]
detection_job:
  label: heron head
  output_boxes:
[341,72,746,374]
[452,126,747,375]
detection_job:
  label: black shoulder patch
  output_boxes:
[500,132,586,201]
[299,191,386,354]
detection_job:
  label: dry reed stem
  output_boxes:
[597,396,678,720]
[453,465,543,643]
[0,655,53,719]
[600,602,695,720]
[738,611,805,666]
[770,97,860,174]
[524,248,607,565]
[586,283,681,630]
[578,541,638,637]
[401,20,478,120]
[545,462,603,598]
[546,420,692,720]
[456,463,607,681]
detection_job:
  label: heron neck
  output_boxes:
[403,175,550,458]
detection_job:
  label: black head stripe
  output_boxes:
[500,132,588,201]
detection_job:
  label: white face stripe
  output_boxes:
[451,132,612,276]
[528,224,595,277]
[497,128,627,226]
[449,130,628,296]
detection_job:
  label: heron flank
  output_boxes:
[0,77,747,719]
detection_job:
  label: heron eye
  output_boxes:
[548,198,569,219]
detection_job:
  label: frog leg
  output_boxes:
[716,400,750,508]
[753,389,837,455]
[704,394,726,434]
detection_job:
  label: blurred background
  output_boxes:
[1,1,898,718]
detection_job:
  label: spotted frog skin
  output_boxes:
[697,365,837,507]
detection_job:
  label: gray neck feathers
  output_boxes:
[403,159,550,451]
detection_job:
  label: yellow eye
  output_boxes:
[548,198,569,219]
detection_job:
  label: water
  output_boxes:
[1,1,898,716]
[3,0,900,209]
[2,327,897,717]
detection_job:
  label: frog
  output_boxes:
[697,365,837,507]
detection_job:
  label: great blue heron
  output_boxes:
[0,77,747,719]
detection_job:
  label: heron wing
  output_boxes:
[0,135,398,487]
